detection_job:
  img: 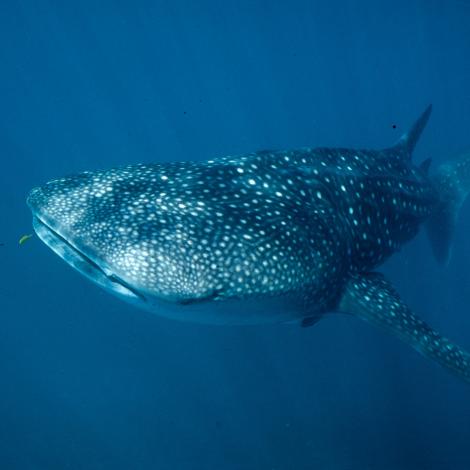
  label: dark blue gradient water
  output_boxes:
[1,1,470,469]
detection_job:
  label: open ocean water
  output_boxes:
[1,1,470,469]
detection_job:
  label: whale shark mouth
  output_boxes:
[32,216,146,302]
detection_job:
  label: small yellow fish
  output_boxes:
[19,234,33,245]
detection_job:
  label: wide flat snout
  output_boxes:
[33,215,144,302]
[27,185,60,236]
[26,185,47,219]
[26,170,147,300]
[26,185,42,208]
[27,171,94,229]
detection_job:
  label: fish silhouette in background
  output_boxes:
[27,105,470,382]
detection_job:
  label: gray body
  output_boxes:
[27,106,470,382]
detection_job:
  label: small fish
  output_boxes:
[19,234,33,245]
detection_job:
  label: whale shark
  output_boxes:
[27,105,470,382]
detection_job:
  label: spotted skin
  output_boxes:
[27,106,470,382]
[28,153,348,321]
[340,273,470,382]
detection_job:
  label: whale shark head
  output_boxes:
[27,167,155,305]
[26,156,343,323]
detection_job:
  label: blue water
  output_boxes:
[1,1,470,468]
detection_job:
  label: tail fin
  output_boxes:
[426,151,470,265]
[393,104,433,158]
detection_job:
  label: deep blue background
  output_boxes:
[1,1,470,469]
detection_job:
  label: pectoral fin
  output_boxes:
[339,272,470,383]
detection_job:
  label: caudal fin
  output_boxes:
[426,151,470,265]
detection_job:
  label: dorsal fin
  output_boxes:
[419,158,432,175]
[393,104,432,159]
